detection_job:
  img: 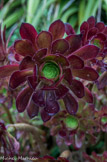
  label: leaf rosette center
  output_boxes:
[42,61,60,80]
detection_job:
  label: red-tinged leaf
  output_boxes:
[40,76,54,85]
[49,20,65,40]
[0,65,19,78]
[41,54,69,67]
[65,23,75,35]
[87,16,95,29]
[19,56,34,70]
[103,27,107,35]
[65,34,82,54]
[9,69,33,89]
[32,90,45,107]
[83,87,93,103]
[16,86,33,112]
[72,67,99,81]
[14,40,35,56]
[70,79,84,98]
[68,55,84,69]
[20,23,37,44]
[27,76,38,90]
[41,109,51,122]
[41,54,57,63]
[80,21,89,44]
[63,93,78,115]
[33,48,47,63]
[55,54,69,67]
[97,71,107,89]
[80,21,89,32]
[95,22,105,32]
[51,39,69,54]
[36,31,52,50]
[63,68,72,84]
[44,91,60,116]
[27,98,39,118]
[95,33,106,41]
[55,84,69,100]
[87,27,98,40]
[71,45,99,60]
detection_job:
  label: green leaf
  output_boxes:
[26,0,40,23]
[61,7,78,23]
[78,0,85,25]
[3,9,24,28]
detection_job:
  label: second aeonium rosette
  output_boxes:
[7,20,100,121]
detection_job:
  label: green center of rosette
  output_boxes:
[65,116,78,129]
[101,116,107,125]
[93,39,102,49]
[42,61,60,80]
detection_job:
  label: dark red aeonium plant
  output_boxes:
[79,16,107,69]
[1,20,99,122]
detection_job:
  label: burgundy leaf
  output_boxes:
[72,45,99,60]
[14,40,35,56]
[9,69,33,89]
[20,23,37,44]
[0,65,19,78]
[36,31,52,50]
[70,79,85,98]
[55,54,69,67]
[33,48,47,63]
[68,55,84,69]
[95,22,105,32]
[41,109,51,122]
[44,91,60,116]
[65,23,75,35]
[87,16,95,29]
[94,33,106,41]
[55,84,69,100]
[63,93,78,115]
[63,68,72,84]
[32,90,45,107]
[16,86,33,112]
[41,54,69,67]
[41,54,57,63]
[87,27,98,40]
[83,87,93,103]
[103,26,107,35]
[65,34,82,54]
[72,67,99,81]
[51,39,69,54]
[19,56,34,70]
[27,76,38,90]
[80,21,89,32]
[80,21,89,44]
[27,98,39,118]
[49,20,65,40]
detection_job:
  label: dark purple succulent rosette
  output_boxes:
[9,20,99,122]
[79,16,107,68]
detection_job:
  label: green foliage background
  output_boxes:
[0,0,107,39]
